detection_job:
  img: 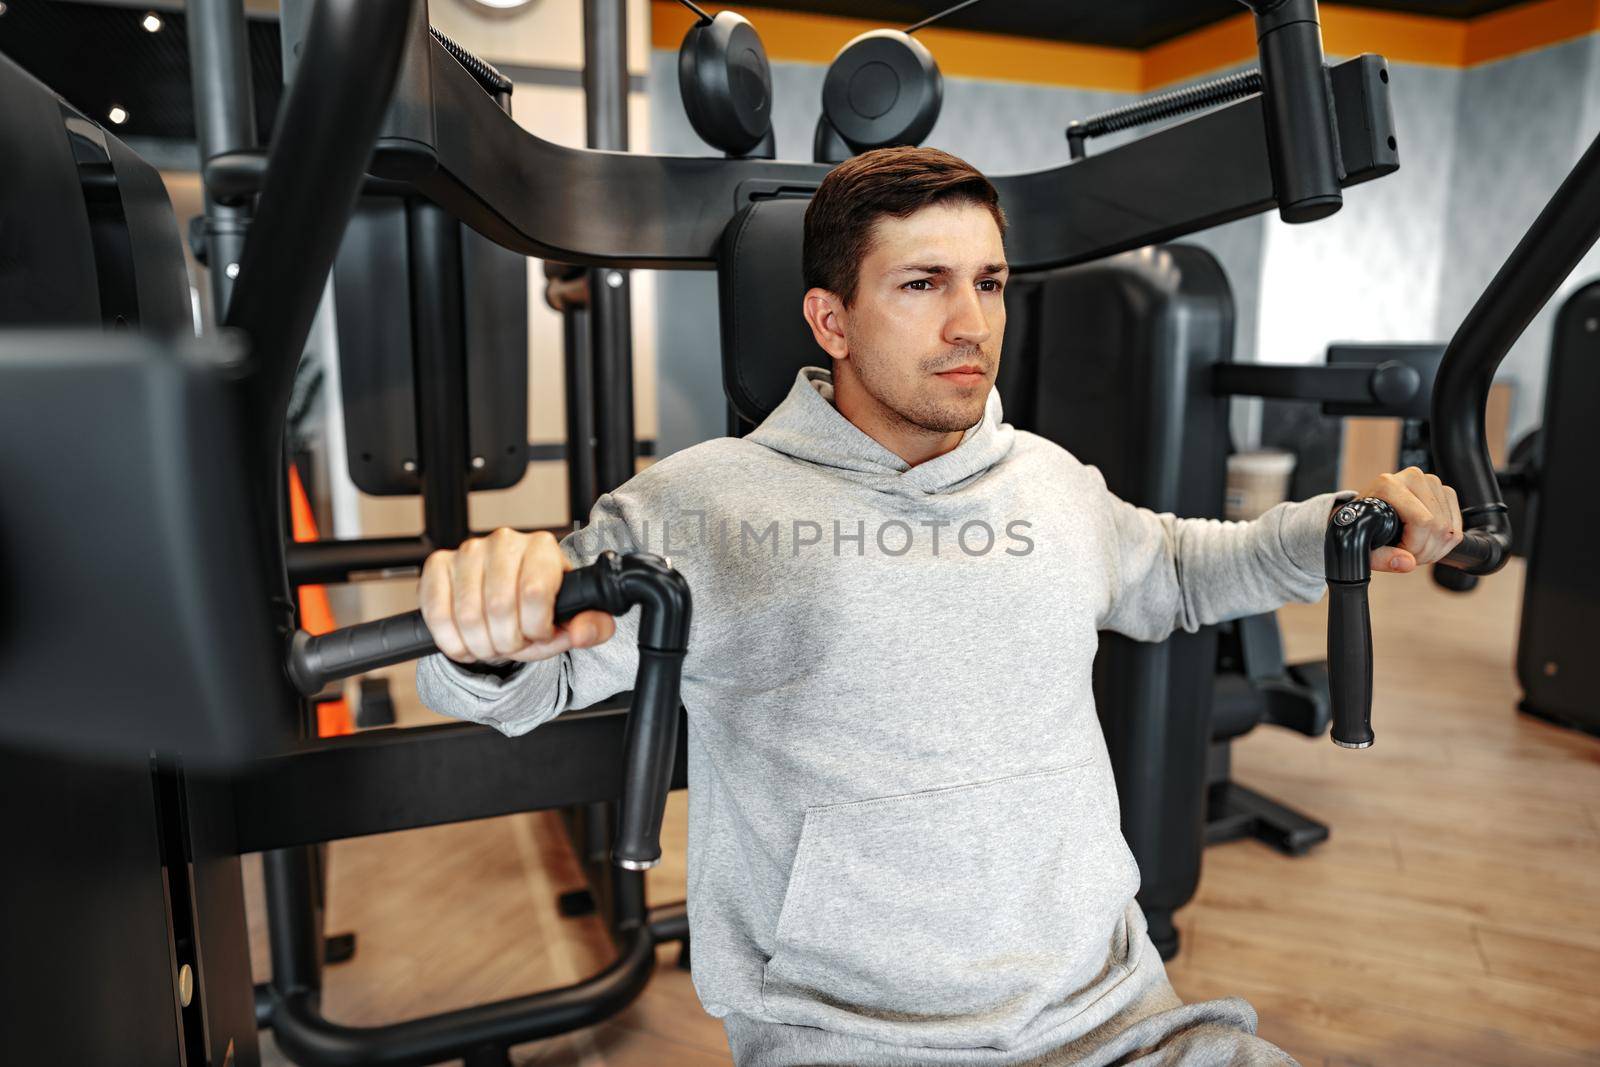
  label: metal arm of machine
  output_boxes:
[1433,128,1600,575]
[194,1,1394,272]
[285,551,692,871]
[1322,125,1600,747]
[1212,361,1426,415]
[354,13,1395,270]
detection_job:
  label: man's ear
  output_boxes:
[801,288,850,361]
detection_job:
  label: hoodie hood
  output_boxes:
[745,366,1015,497]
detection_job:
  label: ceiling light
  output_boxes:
[107,106,129,125]
[0,3,10,16]
[142,12,163,33]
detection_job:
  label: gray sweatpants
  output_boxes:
[722,961,1299,1067]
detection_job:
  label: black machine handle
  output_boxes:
[286,550,692,870]
[1323,498,1401,748]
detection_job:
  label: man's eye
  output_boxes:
[977,279,1003,292]
[903,279,934,291]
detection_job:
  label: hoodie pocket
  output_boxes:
[759,760,1141,1051]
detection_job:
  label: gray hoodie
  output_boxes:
[418,367,1333,1065]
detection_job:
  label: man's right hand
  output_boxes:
[419,529,617,665]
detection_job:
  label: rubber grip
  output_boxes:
[1326,579,1376,748]
[287,553,625,697]
[287,613,435,698]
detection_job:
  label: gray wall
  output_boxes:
[650,36,1600,456]
[1432,37,1600,440]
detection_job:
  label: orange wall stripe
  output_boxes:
[1318,6,1467,66]
[1462,0,1600,66]
[651,1,1600,93]
[1142,12,1255,88]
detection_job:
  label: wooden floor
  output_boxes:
[249,558,1600,1066]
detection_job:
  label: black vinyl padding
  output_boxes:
[718,198,820,425]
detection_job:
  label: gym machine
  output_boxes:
[0,0,1407,1061]
[1495,285,1600,737]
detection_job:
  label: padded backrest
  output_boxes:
[718,198,817,425]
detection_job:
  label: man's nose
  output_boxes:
[943,285,992,348]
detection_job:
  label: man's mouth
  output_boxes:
[934,364,987,385]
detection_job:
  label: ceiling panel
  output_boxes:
[0,0,282,142]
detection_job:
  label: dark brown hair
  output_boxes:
[802,146,1007,306]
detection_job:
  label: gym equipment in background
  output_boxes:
[1507,283,1599,736]
[331,198,530,501]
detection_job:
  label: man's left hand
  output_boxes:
[1352,466,1464,573]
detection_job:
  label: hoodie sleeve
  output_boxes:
[1091,464,1355,644]
[414,492,644,738]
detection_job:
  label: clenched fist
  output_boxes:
[1354,466,1465,573]
[419,529,617,665]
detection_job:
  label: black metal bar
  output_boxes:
[205,150,415,205]
[372,42,1393,270]
[233,707,691,853]
[1212,359,1430,417]
[583,0,638,495]
[186,0,257,319]
[263,846,324,995]
[408,200,473,548]
[255,982,275,1028]
[583,0,630,153]
[564,304,601,519]
[1213,363,1386,403]
[286,536,433,585]
[647,902,690,945]
[1434,126,1600,575]
[225,0,413,655]
[268,924,657,1067]
[590,267,637,494]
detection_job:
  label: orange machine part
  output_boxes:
[289,463,353,737]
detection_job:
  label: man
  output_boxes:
[417,147,1462,1066]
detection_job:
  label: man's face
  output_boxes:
[815,201,1008,434]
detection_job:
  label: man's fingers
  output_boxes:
[566,609,617,649]
[508,629,577,662]
[451,539,498,662]
[509,611,617,663]
[1442,483,1465,561]
[420,550,472,662]
[484,530,527,657]
[1370,545,1416,573]
[517,533,565,644]
[1409,470,1457,564]
[1374,475,1435,555]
